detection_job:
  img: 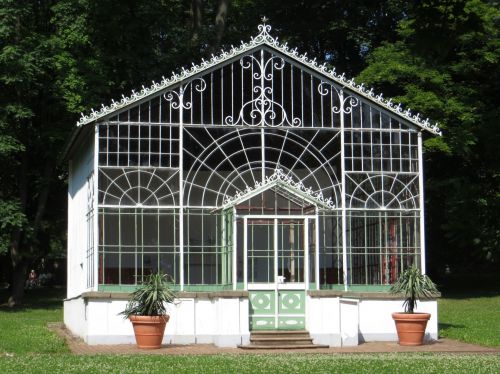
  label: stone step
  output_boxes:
[250,330,309,334]
[239,330,329,350]
[251,334,311,339]
[250,336,314,345]
[250,330,310,338]
[238,344,329,350]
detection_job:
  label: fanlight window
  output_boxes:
[347,174,419,210]
[99,168,179,206]
[183,127,341,208]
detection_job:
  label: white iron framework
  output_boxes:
[75,23,438,293]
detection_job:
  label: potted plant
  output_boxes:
[120,272,177,349]
[390,265,439,346]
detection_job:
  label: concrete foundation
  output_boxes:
[64,291,438,347]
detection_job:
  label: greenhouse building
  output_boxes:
[63,24,440,347]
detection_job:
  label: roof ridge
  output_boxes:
[77,23,441,136]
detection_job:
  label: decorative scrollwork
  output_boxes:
[334,94,360,115]
[225,55,301,127]
[163,77,206,110]
[318,83,360,115]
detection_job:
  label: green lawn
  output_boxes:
[0,354,499,374]
[0,288,68,354]
[439,293,500,347]
[0,288,498,373]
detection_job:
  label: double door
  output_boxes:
[244,216,312,330]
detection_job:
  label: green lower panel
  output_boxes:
[249,289,306,331]
[250,316,276,330]
[277,316,306,330]
[278,290,305,315]
[249,291,275,315]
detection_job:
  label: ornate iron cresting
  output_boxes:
[224,54,301,127]
[222,168,335,209]
[77,23,441,136]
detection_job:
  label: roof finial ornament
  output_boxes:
[257,16,272,39]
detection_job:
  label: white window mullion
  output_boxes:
[417,132,426,274]
[93,124,99,291]
[243,217,248,290]
[178,88,185,291]
[232,207,237,290]
[339,91,348,291]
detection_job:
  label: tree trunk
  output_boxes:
[33,160,52,231]
[213,0,228,50]
[190,0,202,46]
[7,152,52,307]
[8,259,28,307]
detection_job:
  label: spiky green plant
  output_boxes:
[119,273,177,317]
[390,265,439,313]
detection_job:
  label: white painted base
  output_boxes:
[64,295,250,347]
[358,299,438,342]
[64,295,438,347]
[306,296,437,347]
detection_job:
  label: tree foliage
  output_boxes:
[0,0,69,305]
[0,0,497,304]
[357,0,500,269]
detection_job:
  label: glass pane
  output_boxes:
[277,220,304,283]
[120,213,137,246]
[142,212,159,246]
[308,219,315,284]
[121,253,136,284]
[236,219,244,283]
[141,253,158,278]
[160,252,178,282]
[102,252,119,284]
[247,220,274,283]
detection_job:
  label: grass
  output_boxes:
[439,293,500,347]
[0,288,498,373]
[0,354,499,373]
[0,288,68,354]
[438,272,500,347]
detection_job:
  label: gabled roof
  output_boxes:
[75,23,441,136]
[220,169,336,211]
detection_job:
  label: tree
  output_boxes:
[0,0,69,305]
[0,0,205,306]
[357,0,500,272]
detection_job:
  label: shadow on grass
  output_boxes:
[0,287,66,312]
[436,272,500,299]
[438,322,469,341]
[439,322,465,331]
[439,290,500,299]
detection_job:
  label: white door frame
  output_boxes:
[243,215,315,328]
[243,215,312,289]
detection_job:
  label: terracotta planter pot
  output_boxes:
[129,315,170,349]
[392,312,430,346]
